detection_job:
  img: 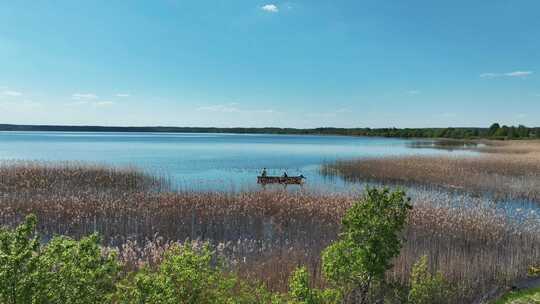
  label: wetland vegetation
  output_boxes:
[1,139,540,303]
[322,140,540,202]
[1,122,539,140]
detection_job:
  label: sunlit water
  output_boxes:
[1,131,538,217]
[0,131,477,191]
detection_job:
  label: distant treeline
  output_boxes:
[0,123,538,139]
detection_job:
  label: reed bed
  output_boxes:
[0,161,167,193]
[0,163,539,303]
[476,140,540,154]
[321,141,540,202]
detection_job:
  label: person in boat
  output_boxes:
[261,168,267,177]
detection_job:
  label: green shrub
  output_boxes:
[408,255,449,304]
[0,215,40,304]
[1,216,284,304]
[33,234,119,304]
[378,282,409,304]
[529,265,540,277]
[322,188,412,304]
[493,287,540,304]
[0,215,120,304]
[289,267,316,303]
[115,243,282,304]
[115,244,234,303]
[288,266,340,304]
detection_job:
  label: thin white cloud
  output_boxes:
[480,71,533,79]
[505,71,533,77]
[115,93,130,97]
[254,109,275,114]
[407,90,421,95]
[94,101,115,106]
[2,90,22,97]
[480,73,500,79]
[197,103,240,113]
[65,100,89,106]
[72,93,98,100]
[65,100,114,107]
[261,4,279,13]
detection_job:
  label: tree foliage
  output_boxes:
[34,234,119,304]
[288,267,340,304]
[0,123,538,139]
[115,244,261,304]
[0,215,119,304]
[0,216,284,304]
[322,188,412,303]
[0,214,40,304]
[408,255,450,304]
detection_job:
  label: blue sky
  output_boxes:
[0,1,539,128]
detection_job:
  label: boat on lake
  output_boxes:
[257,175,305,185]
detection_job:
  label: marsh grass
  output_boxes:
[321,141,540,202]
[0,161,167,193]
[0,163,539,303]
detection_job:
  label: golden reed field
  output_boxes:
[0,141,539,303]
[322,140,540,202]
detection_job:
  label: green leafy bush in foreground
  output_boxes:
[0,215,280,304]
[528,265,540,277]
[0,215,119,304]
[114,244,281,304]
[493,287,540,304]
[34,234,119,304]
[0,215,40,304]
[0,188,418,304]
[114,244,236,303]
[408,255,450,304]
[288,266,341,304]
[322,188,412,304]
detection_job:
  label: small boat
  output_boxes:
[257,175,305,185]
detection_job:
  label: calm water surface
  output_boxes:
[0,131,476,191]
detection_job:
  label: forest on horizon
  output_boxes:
[1,123,539,140]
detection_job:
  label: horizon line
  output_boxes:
[1,123,537,131]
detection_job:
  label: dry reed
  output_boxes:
[0,162,538,303]
[321,140,540,202]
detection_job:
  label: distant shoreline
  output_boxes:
[1,123,539,140]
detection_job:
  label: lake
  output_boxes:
[0,131,476,191]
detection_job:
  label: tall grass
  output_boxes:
[0,161,167,193]
[0,163,538,303]
[321,141,540,202]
